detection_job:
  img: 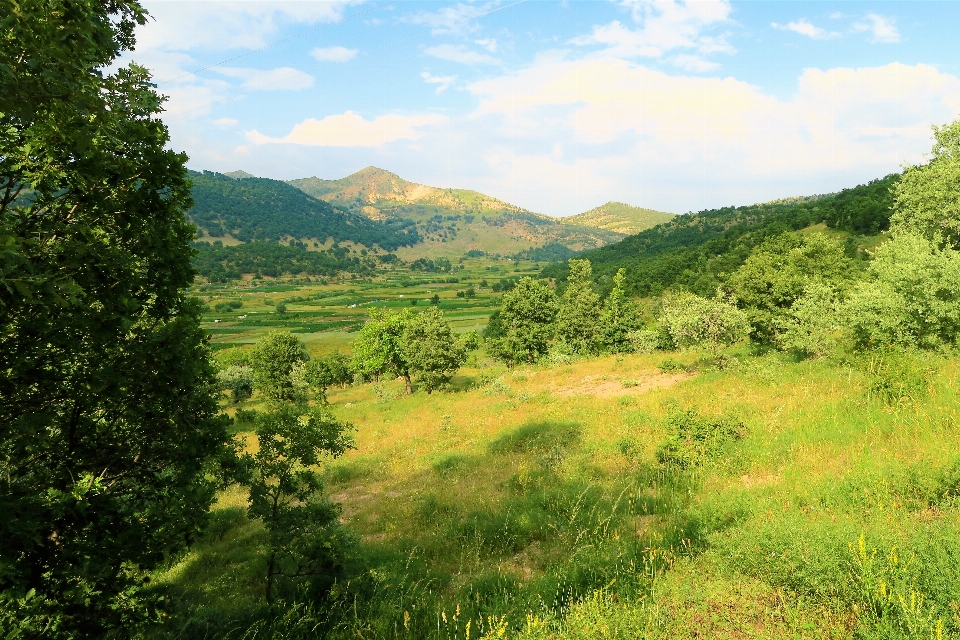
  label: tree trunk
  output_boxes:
[403,373,412,395]
[266,551,276,604]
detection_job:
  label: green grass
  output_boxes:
[156,268,960,639]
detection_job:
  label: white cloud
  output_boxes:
[424,44,500,65]
[772,19,841,40]
[214,66,314,91]
[404,2,495,35]
[421,72,457,94]
[310,46,357,62]
[246,111,446,147]
[212,117,239,127]
[572,0,731,58]
[474,38,498,53]
[672,54,718,72]
[137,1,360,52]
[853,14,900,44]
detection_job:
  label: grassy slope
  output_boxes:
[154,270,960,639]
[287,167,624,259]
[562,202,675,235]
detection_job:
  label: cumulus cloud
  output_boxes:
[246,111,446,147]
[310,46,357,62]
[772,19,841,40]
[424,44,500,65]
[572,0,732,59]
[474,38,498,53]
[853,14,900,43]
[214,66,314,91]
[421,72,457,94]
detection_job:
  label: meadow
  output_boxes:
[152,268,960,639]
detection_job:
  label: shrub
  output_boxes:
[656,408,746,469]
[658,290,750,352]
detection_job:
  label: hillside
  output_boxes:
[546,173,900,295]
[287,167,624,258]
[187,170,420,250]
[562,201,674,235]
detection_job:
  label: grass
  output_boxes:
[152,274,960,638]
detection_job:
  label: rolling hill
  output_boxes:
[286,167,625,258]
[562,201,674,235]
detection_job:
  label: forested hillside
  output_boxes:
[544,174,899,295]
[188,171,421,250]
[191,241,383,281]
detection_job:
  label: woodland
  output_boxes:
[5,2,960,640]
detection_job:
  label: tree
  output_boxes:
[276,302,287,314]
[402,307,468,393]
[555,259,602,355]
[351,308,414,393]
[430,293,440,305]
[843,233,960,350]
[727,233,850,344]
[240,406,355,604]
[600,268,643,353]
[489,277,557,364]
[0,1,229,635]
[891,119,960,249]
[779,281,844,359]
[465,287,476,298]
[251,331,310,403]
[218,365,255,403]
[658,290,750,352]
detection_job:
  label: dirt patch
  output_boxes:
[551,372,691,398]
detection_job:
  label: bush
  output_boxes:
[658,290,750,351]
[627,329,662,354]
[656,408,746,469]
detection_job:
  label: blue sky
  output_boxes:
[131,1,960,215]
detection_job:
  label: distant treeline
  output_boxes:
[188,171,421,250]
[511,242,577,263]
[544,174,899,295]
[192,242,379,281]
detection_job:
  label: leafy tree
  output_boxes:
[726,233,850,344]
[843,233,960,350]
[300,351,352,404]
[251,332,310,403]
[779,282,844,358]
[240,406,355,604]
[658,290,750,352]
[892,119,960,249]
[430,293,440,305]
[465,287,476,298]
[555,259,602,355]
[276,302,287,314]
[489,277,557,365]
[351,308,414,392]
[600,268,643,353]
[218,365,255,403]
[0,0,229,634]
[402,308,469,393]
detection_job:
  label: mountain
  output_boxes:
[544,173,900,296]
[187,170,420,251]
[287,167,624,258]
[562,202,674,235]
[223,170,256,179]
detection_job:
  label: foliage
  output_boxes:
[843,233,960,350]
[555,259,602,355]
[511,242,578,263]
[402,307,469,393]
[656,408,746,469]
[657,291,750,351]
[275,302,287,314]
[891,118,960,249]
[351,308,414,392]
[251,332,310,403]
[0,0,230,635]
[488,277,558,365]
[239,405,355,603]
[547,174,898,297]
[599,269,644,353]
[193,241,375,281]
[302,351,354,404]
[778,281,844,358]
[726,233,851,344]
[218,365,255,403]
[188,170,420,249]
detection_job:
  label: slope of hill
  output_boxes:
[562,201,674,235]
[287,167,623,258]
[187,170,420,251]
[545,173,899,295]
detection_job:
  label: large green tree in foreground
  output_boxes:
[0,0,228,635]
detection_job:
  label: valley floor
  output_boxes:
[154,347,960,639]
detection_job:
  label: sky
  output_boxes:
[129,0,960,216]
